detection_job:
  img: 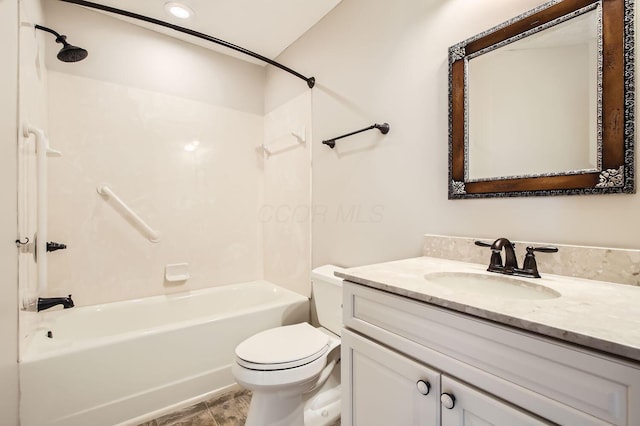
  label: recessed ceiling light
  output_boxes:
[164,2,194,19]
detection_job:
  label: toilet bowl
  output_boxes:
[232,265,344,426]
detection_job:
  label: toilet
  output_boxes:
[232,265,344,426]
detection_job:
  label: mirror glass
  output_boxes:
[467,10,599,180]
[448,0,634,198]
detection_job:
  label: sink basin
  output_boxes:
[424,272,561,300]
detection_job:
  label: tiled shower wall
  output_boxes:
[22,0,269,308]
[18,0,49,342]
[423,234,640,286]
[262,92,312,297]
[46,71,264,304]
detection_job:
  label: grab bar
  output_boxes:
[97,185,160,243]
[23,124,63,294]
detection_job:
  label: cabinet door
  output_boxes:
[342,329,440,426]
[440,376,552,426]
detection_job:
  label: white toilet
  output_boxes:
[232,265,344,426]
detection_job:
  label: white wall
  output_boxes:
[265,0,640,269]
[42,1,265,115]
[0,0,20,423]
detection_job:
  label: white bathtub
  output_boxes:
[19,280,309,426]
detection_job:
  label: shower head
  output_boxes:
[35,24,88,63]
[54,35,88,62]
[35,25,88,63]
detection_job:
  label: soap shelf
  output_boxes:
[165,263,190,282]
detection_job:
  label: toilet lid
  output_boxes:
[235,323,330,370]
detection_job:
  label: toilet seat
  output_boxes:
[236,323,330,371]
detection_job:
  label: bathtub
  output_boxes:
[19,280,309,426]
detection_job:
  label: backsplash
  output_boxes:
[423,234,640,286]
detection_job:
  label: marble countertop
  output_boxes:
[336,256,640,363]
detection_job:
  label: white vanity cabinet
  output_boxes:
[343,328,441,425]
[343,329,549,425]
[439,375,550,425]
[341,281,640,426]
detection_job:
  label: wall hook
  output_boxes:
[322,123,390,149]
[15,237,30,246]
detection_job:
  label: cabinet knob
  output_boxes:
[440,393,456,409]
[416,380,431,395]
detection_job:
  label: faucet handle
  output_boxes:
[476,239,516,250]
[528,246,558,253]
[47,241,67,252]
[474,240,492,248]
[521,246,558,278]
[475,240,504,270]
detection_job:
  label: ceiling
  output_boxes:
[79,0,342,65]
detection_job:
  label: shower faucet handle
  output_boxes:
[46,241,67,252]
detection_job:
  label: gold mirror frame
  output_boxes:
[448,0,634,198]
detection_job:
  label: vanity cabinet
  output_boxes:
[341,281,640,426]
[440,375,548,425]
[343,328,440,425]
[343,329,548,425]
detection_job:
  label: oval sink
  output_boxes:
[424,272,561,300]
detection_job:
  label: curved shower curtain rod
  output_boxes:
[58,0,316,88]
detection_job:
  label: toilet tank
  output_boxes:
[311,265,345,337]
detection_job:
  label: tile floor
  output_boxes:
[138,389,341,426]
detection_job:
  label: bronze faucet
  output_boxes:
[37,295,74,312]
[475,238,558,278]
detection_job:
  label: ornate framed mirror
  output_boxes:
[448,0,634,198]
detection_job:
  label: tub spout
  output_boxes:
[37,294,74,312]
